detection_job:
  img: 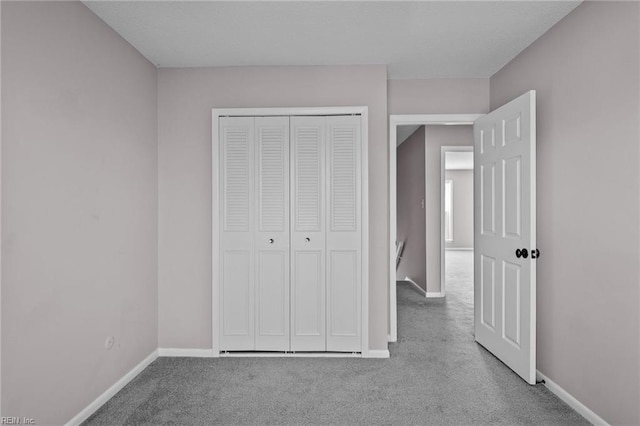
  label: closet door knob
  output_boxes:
[515,248,529,259]
[305,237,311,242]
[268,238,274,244]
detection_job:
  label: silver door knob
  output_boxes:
[305,237,311,242]
[269,238,274,244]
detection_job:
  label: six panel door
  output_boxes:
[474,91,536,384]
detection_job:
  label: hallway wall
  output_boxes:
[445,170,473,249]
[491,2,640,424]
[396,127,426,290]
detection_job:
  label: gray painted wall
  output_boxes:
[1,2,158,424]
[388,78,490,114]
[396,126,426,290]
[445,170,473,249]
[491,2,639,424]
[157,66,388,351]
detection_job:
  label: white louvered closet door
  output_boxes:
[290,117,326,352]
[254,117,290,351]
[326,116,362,352]
[219,117,255,351]
[219,112,362,354]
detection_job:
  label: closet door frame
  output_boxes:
[212,107,369,358]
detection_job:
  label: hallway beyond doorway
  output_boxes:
[444,249,474,317]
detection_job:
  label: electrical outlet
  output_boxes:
[105,336,115,350]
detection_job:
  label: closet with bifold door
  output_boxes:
[218,112,362,353]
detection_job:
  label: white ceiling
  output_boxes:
[83,1,581,78]
[445,151,473,170]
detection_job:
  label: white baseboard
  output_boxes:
[65,349,158,426]
[446,247,473,251]
[536,370,609,426]
[402,277,426,296]
[426,292,445,298]
[367,350,390,358]
[158,348,214,358]
[220,352,362,358]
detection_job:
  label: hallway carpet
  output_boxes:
[84,251,587,425]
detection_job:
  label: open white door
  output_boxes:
[474,91,536,384]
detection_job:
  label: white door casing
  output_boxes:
[388,114,483,343]
[474,91,536,384]
[213,107,369,356]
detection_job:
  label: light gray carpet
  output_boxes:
[84,251,588,425]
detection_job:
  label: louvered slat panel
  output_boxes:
[223,127,251,232]
[259,126,286,231]
[295,126,322,232]
[330,126,357,231]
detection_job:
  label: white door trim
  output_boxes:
[389,114,482,342]
[212,106,369,357]
[440,146,474,298]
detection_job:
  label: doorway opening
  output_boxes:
[389,115,481,342]
[440,147,474,303]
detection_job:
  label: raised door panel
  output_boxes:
[326,116,361,352]
[328,250,359,339]
[219,117,255,350]
[291,250,325,351]
[221,250,253,349]
[502,261,521,349]
[255,250,289,350]
[480,254,496,331]
[254,117,290,351]
[290,117,326,351]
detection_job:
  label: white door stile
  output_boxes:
[212,112,220,356]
